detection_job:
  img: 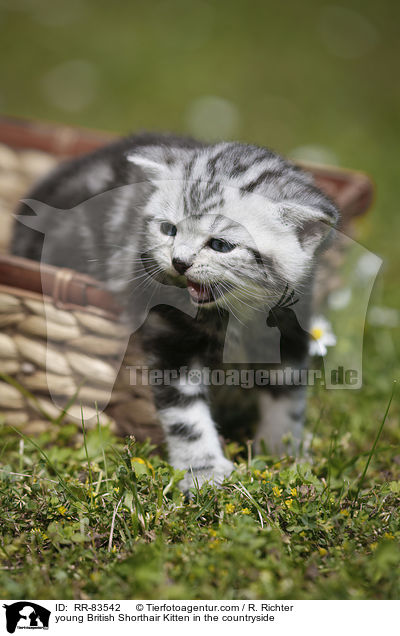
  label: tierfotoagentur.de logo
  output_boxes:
[2,603,51,634]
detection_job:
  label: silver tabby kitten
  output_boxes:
[12,133,338,492]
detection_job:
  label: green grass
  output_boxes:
[0,375,399,600]
[1,0,400,600]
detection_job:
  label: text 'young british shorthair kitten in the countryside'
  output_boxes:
[11,133,338,493]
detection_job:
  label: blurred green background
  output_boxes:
[1,1,399,600]
[0,0,399,365]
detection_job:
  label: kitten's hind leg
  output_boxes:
[254,386,306,455]
[154,379,234,494]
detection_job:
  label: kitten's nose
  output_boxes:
[172,257,191,275]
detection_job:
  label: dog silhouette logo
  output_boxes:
[3,602,50,633]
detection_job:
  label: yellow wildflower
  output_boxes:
[340,509,349,517]
[58,506,67,516]
[225,503,235,514]
[272,485,282,497]
[318,547,327,557]
[384,532,394,540]
[311,326,323,340]
[285,498,293,508]
[241,508,251,515]
[131,457,155,477]
[290,487,298,497]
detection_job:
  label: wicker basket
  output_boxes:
[0,116,374,441]
[0,254,161,440]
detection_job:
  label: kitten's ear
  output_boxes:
[285,200,339,255]
[126,151,171,183]
[296,217,333,253]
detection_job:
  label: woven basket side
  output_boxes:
[0,285,161,442]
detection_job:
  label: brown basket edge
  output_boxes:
[0,114,374,219]
[0,114,115,157]
[0,254,122,320]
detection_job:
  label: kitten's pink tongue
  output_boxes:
[187,280,211,302]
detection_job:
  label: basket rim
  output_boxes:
[0,114,374,219]
[0,255,121,320]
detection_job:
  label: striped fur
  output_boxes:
[12,132,339,493]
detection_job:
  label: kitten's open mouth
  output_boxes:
[186,279,226,305]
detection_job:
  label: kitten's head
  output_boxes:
[126,141,338,315]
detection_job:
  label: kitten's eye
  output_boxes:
[208,238,236,253]
[160,222,177,237]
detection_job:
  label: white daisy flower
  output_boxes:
[309,316,337,356]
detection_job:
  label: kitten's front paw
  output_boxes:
[179,458,234,494]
